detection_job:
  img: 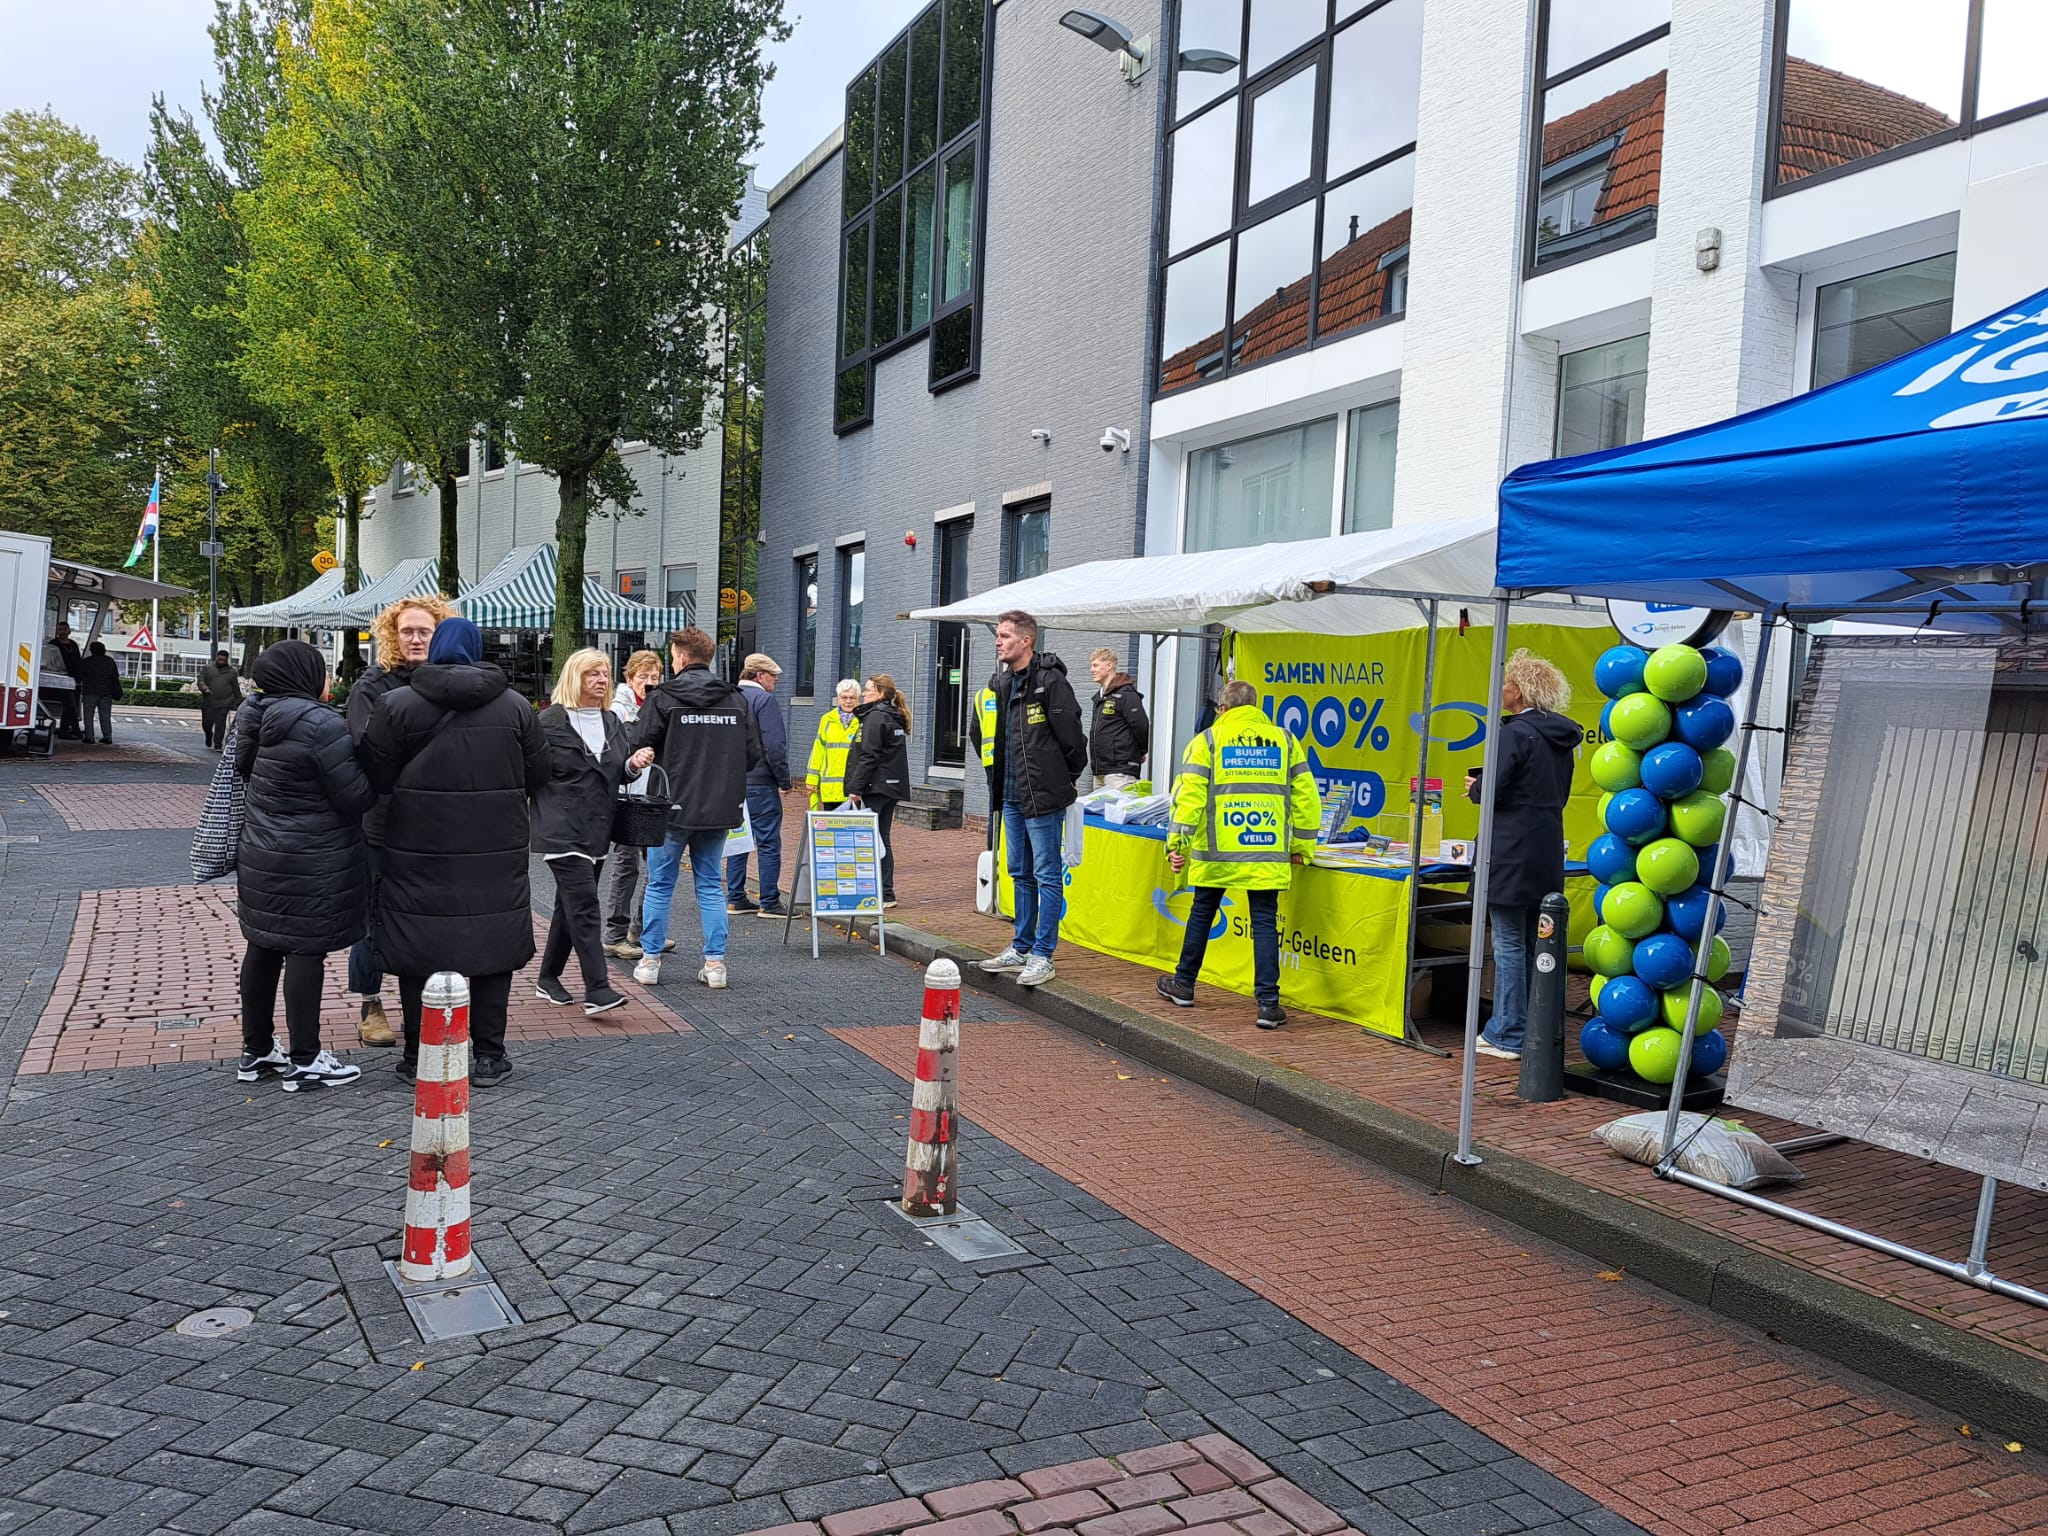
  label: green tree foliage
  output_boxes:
[362,0,785,658]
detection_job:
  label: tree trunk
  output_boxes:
[438,472,460,597]
[553,465,593,668]
[341,487,363,680]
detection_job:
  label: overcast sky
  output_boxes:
[0,0,927,188]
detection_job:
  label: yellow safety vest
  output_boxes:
[973,687,997,769]
[1168,705,1323,890]
[807,709,860,806]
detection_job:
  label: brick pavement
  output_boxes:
[29,781,210,831]
[847,821,2048,1366]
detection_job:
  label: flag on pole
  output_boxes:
[123,474,161,570]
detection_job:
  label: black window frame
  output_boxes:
[1524,2,1670,279]
[1003,497,1050,585]
[837,542,866,682]
[835,0,994,435]
[794,551,820,697]
[1764,0,2048,201]
[1153,0,1422,401]
[1808,251,1958,391]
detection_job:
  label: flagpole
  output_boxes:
[150,468,160,691]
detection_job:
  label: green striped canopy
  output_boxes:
[300,556,444,629]
[228,568,347,628]
[460,543,695,634]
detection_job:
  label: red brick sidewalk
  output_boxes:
[22,884,689,1074]
[836,1018,2048,1536]
[30,781,209,830]
[822,821,2048,1369]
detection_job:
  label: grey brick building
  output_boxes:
[757,0,1166,817]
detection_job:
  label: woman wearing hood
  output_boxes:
[233,640,375,1092]
[359,617,549,1085]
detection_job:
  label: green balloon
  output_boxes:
[1597,791,1614,827]
[1644,644,1708,703]
[1636,837,1700,896]
[1590,974,1608,1008]
[1608,692,1673,752]
[1706,934,1731,982]
[1669,790,1728,847]
[1590,741,1643,792]
[1604,881,1665,940]
[1584,925,1636,977]
[1699,747,1736,795]
[1660,984,1725,1034]
[1629,1026,1684,1084]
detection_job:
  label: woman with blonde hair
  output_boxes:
[531,648,652,1014]
[343,592,461,1046]
[843,673,912,907]
[1464,647,1581,1060]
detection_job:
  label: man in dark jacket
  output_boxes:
[630,627,762,989]
[360,617,548,1084]
[74,641,124,745]
[1086,646,1150,788]
[975,609,1087,987]
[196,649,242,751]
[50,622,81,738]
[725,651,795,919]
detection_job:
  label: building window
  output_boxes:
[483,435,506,472]
[1342,400,1400,533]
[663,564,698,627]
[453,440,472,479]
[794,553,819,695]
[1184,419,1338,554]
[1530,1,1668,272]
[618,569,647,603]
[1158,0,1422,396]
[1812,253,1956,389]
[1006,498,1049,583]
[838,544,865,682]
[1555,335,1650,457]
[836,0,989,431]
[1775,1,2047,192]
[720,227,767,668]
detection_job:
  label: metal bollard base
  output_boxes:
[382,1250,522,1342]
[887,1200,1026,1263]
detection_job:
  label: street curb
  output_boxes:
[885,920,2048,1445]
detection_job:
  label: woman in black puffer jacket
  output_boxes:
[233,640,375,1092]
[843,673,913,906]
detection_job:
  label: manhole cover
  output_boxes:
[175,1307,254,1338]
[155,1015,206,1032]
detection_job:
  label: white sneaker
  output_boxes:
[1017,955,1055,987]
[633,956,661,985]
[236,1043,289,1082]
[978,945,1029,973]
[1475,1040,1521,1060]
[280,1049,362,1092]
[697,960,728,989]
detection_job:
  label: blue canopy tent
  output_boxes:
[1464,284,2048,1305]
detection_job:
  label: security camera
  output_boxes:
[1100,427,1131,454]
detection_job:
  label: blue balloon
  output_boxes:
[1701,646,1743,698]
[1640,742,1703,801]
[1598,698,1616,742]
[1633,932,1694,991]
[1598,974,1657,1031]
[1606,788,1667,845]
[1595,645,1648,699]
[1691,1028,1729,1077]
[1592,882,1611,922]
[1674,695,1736,751]
[1586,832,1638,886]
[1667,883,1728,940]
[1579,1018,1633,1072]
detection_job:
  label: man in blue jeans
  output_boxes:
[725,652,796,918]
[975,610,1087,987]
[631,627,762,990]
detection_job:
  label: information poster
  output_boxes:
[807,811,883,917]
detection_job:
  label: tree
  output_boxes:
[363,0,786,658]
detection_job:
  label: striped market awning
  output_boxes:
[228,568,347,628]
[461,543,695,635]
[300,556,444,629]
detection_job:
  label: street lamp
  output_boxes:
[1056,8,1150,84]
[202,450,227,653]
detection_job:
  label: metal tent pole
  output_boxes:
[1658,616,1777,1158]
[1402,599,1440,1044]
[1455,595,1513,1166]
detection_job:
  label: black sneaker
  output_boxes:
[1155,976,1196,1009]
[726,894,759,914]
[396,1057,417,1083]
[471,1055,512,1086]
[281,1050,363,1092]
[534,975,573,1006]
[236,1043,290,1082]
[1256,1001,1288,1030]
[756,903,790,920]
[584,986,627,1016]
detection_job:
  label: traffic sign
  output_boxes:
[127,625,157,653]
[312,550,338,573]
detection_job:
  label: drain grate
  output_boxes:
[155,1015,206,1032]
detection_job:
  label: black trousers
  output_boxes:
[604,845,643,943]
[398,970,513,1062]
[240,943,328,1063]
[1174,886,1282,1006]
[541,856,608,991]
[873,798,899,899]
[201,703,232,750]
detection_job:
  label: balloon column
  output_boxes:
[1580,639,1742,1087]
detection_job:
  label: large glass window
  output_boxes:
[1185,419,1338,553]
[1555,335,1650,458]
[794,553,819,695]
[1342,401,1400,533]
[1007,499,1049,582]
[1812,254,1956,389]
[1157,0,1421,396]
[836,0,989,430]
[839,544,865,682]
[1775,1,2047,191]
[664,564,698,628]
[1530,1,1669,271]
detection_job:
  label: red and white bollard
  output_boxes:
[400,971,473,1281]
[901,958,962,1217]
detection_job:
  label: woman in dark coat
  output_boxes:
[359,617,548,1085]
[531,648,646,1015]
[233,640,375,1092]
[1464,649,1583,1060]
[843,673,913,907]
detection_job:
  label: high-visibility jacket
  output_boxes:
[807,708,861,807]
[1168,705,1323,889]
[967,686,997,769]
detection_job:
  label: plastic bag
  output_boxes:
[1592,1111,1805,1190]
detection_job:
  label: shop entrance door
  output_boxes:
[933,518,971,766]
